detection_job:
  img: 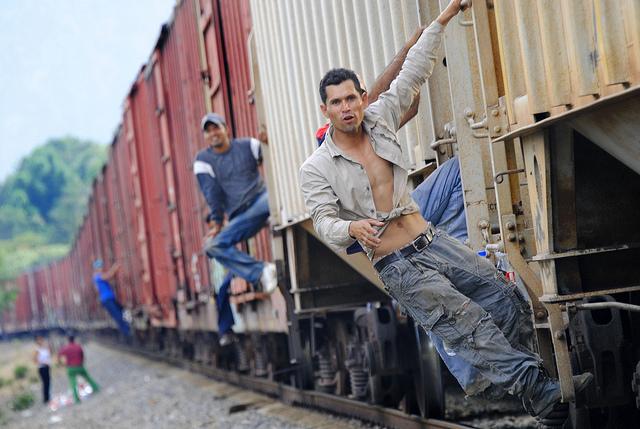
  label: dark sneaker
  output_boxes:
[525,372,594,419]
[536,373,594,427]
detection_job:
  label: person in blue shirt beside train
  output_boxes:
[92,260,131,337]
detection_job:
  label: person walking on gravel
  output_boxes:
[58,335,100,403]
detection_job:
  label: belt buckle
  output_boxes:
[412,234,428,252]
[425,225,435,243]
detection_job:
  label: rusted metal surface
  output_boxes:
[219,0,258,138]
[196,0,232,118]
[106,133,141,308]
[158,0,210,300]
[128,71,178,327]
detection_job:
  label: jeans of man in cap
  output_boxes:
[204,191,270,284]
[377,227,558,404]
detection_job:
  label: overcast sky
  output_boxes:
[0,0,175,182]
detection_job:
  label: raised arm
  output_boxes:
[102,263,120,282]
[368,25,426,128]
[368,0,464,131]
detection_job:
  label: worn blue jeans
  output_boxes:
[101,298,131,337]
[204,191,270,284]
[378,229,541,398]
[216,273,235,335]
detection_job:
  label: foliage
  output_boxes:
[0,136,106,285]
[0,236,68,282]
[0,281,18,315]
[13,365,28,380]
[10,392,34,411]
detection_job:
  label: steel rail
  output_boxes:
[101,339,470,429]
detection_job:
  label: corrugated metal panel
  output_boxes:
[104,144,133,307]
[250,0,442,228]
[129,71,178,327]
[149,53,188,297]
[219,0,274,284]
[494,0,639,124]
[158,0,210,298]
[197,0,232,118]
[123,100,156,316]
[111,128,145,308]
[14,273,32,331]
[219,0,259,137]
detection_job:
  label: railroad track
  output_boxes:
[101,339,470,429]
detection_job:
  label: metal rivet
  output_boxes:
[493,126,502,134]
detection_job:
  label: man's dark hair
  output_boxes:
[319,68,364,103]
[68,335,75,343]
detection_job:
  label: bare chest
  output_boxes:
[361,151,393,191]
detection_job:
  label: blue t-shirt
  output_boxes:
[93,273,115,302]
[412,156,468,242]
[193,138,265,224]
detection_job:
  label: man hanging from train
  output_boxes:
[299,0,593,424]
[92,260,131,337]
[194,113,278,346]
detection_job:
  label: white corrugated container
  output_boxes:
[250,0,448,228]
[494,0,640,124]
[250,0,640,244]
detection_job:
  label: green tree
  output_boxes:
[0,255,18,313]
[0,136,106,280]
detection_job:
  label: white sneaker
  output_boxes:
[219,332,235,347]
[260,262,278,294]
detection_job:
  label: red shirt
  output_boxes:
[58,343,84,367]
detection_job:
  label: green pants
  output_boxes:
[66,366,100,403]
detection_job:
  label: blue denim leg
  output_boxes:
[429,232,537,358]
[204,191,270,284]
[101,298,131,337]
[425,234,537,397]
[216,273,235,335]
[378,236,540,399]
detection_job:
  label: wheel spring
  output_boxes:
[317,354,336,392]
[254,346,268,377]
[349,366,368,399]
[235,341,249,372]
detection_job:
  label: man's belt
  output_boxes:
[374,224,436,273]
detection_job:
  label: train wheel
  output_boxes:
[414,325,444,418]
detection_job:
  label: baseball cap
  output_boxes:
[201,113,226,131]
[316,123,330,146]
[93,259,104,269]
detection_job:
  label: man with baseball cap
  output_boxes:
[194,113,277,344]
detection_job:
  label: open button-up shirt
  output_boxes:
[299,21,444,259]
